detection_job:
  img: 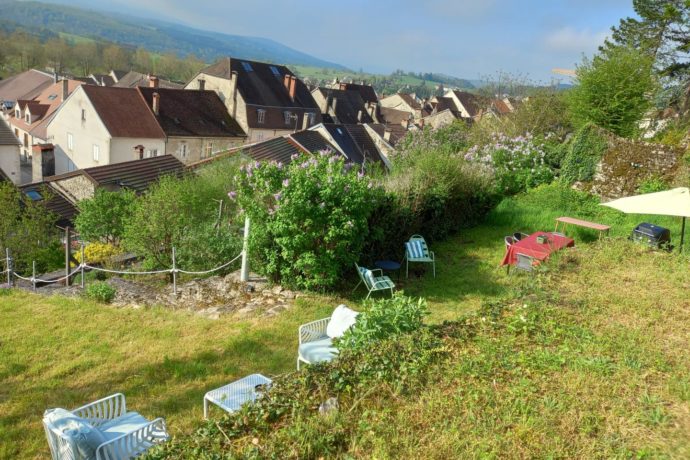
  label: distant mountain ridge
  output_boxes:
[0,0,347,69]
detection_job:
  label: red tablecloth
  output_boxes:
[501,231,575,266]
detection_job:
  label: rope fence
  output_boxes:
[2,217,253,295]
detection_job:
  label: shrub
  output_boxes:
[337,293,429,352]
[123,160,243,271]
[560,123,609,184]
[567,46,658,138]
[464,132,554,194]
[75,189,136,245]
[74,242,122,266]
[84,281,116,303]
[637,176,669,194]
[233,152,381,290]
[374,144,497,259]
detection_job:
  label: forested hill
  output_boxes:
[0,0,346,69]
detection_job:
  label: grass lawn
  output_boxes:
[3,183,690,458]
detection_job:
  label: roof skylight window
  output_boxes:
[241,61,253,71]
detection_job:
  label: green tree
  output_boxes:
[75,189,136,245]
[567,47,658,137]
[0,183,58,273]
[602,0,690,77]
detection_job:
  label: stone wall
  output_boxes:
[577,132,685,200]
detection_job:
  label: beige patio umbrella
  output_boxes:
[601,187,690,249]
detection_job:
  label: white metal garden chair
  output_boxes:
[403,234,436,278]
[353,263,395,299]
[297,305,358,370]
[43,393,169,460]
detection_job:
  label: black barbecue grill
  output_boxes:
[630,222,671,249]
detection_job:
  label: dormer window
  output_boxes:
[257,109,266,124]
[25,112,30,123]
[15,108,20,119]
[270,66,280,76]
[241,61,253,72]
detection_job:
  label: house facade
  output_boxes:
[185,57,321,143]
[379,93,423,119]
[138,87,246,164]
[0,118,21,185]
[45,85,166,178]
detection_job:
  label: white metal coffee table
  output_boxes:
[203,373,272,419]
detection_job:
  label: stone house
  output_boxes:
[443,90,484,120]
[185,57,322,143]
[379,93,423,119]
[0,69,54,120]
[138,87,246,164]
[0,118,21,185]
[45,85,166,178]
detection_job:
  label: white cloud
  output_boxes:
[544,27,609,53]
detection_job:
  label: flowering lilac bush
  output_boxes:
[233,152,382,290]
[464,133,554,195]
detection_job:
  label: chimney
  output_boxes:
[198,78,206,91]
[383,129,391,142]
[152,92,160,115]
[289,76,297,101]
[284,74,291,91]
[149,76,159,88]
[339,82,347,91]
[61,78,69,102]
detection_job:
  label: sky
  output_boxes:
[46,0,636,83]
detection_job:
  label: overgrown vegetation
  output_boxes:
[560,123,609,184]
[83,281,116,303]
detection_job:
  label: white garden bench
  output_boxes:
[43,393,169,460]
[297,305,358,370]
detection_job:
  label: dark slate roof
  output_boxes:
[201,57,318,109]
[316,88,373,124]
[138,87,246,138]
[19,182,77,227]
[81,86,166,139]
[339,82,378,104]
[452,91,482,118]
[241,136,304,165]
[112,70,128,81]
[321,124,385,166]
[0,119,20,145]
[0,69,54,103]
[289,130,337,154]
[47,155,185,193]
[91,74,116,86]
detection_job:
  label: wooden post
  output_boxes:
[64,226,71,286]
[241,216,250,282]
[172,246,177,295]
[5,248,10,287]
[32,261,36,292]
[80,243,85,289]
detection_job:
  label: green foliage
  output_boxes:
[464,132,554,195]
[84,281,116,303]
[637,176,669,194]
[560,124,609,184]
[503,90,573,139]
[0,182,59,273]
[234,153,380,290]
[75,189,136,244]
[338,293,429,352]
[123,160,243,271]
[568,47,658,137]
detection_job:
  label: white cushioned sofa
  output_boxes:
[297,305,358,370]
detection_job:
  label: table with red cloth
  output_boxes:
[501,231,575,266]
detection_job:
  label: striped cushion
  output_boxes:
[358,266,377,287]
[373,277,394,289]
[406,240,426,259]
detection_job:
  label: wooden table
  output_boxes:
[501,231,575,267]
[555,217,610,239]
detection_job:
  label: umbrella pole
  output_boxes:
[681,217,686,252]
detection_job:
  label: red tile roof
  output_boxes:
[81,86,166,139]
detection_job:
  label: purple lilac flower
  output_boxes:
[357,170,364,179]
[273,192,282,201]
[254,161,261,168]
[301,161,310,169]
[282,179,289,187]
[344,162,354,172]
[277,162,284,169]
[228,191,237,200]
[291,153,299,161]
[328,156,337,164]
